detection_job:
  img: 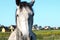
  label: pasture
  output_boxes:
[0,30,60,40]
[33,30,60,40]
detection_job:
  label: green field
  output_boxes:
[34,30,60,40]
[0,32,10,40]
[0,30,60,40]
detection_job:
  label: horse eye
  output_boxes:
[16,14,19,17]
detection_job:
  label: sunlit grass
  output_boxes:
[0,30,60,40]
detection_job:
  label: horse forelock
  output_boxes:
[16,1,33,11]
[16,6,33,16]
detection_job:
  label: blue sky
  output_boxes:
[0,0,60,27]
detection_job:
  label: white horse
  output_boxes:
[8,0,36,40]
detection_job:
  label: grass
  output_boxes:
[0,30,60,40]
[0,32,10,40]
[0,37,8,40]
[33,30,60,40]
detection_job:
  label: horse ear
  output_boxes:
[29,0,35,6]
[16,0,20,6]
